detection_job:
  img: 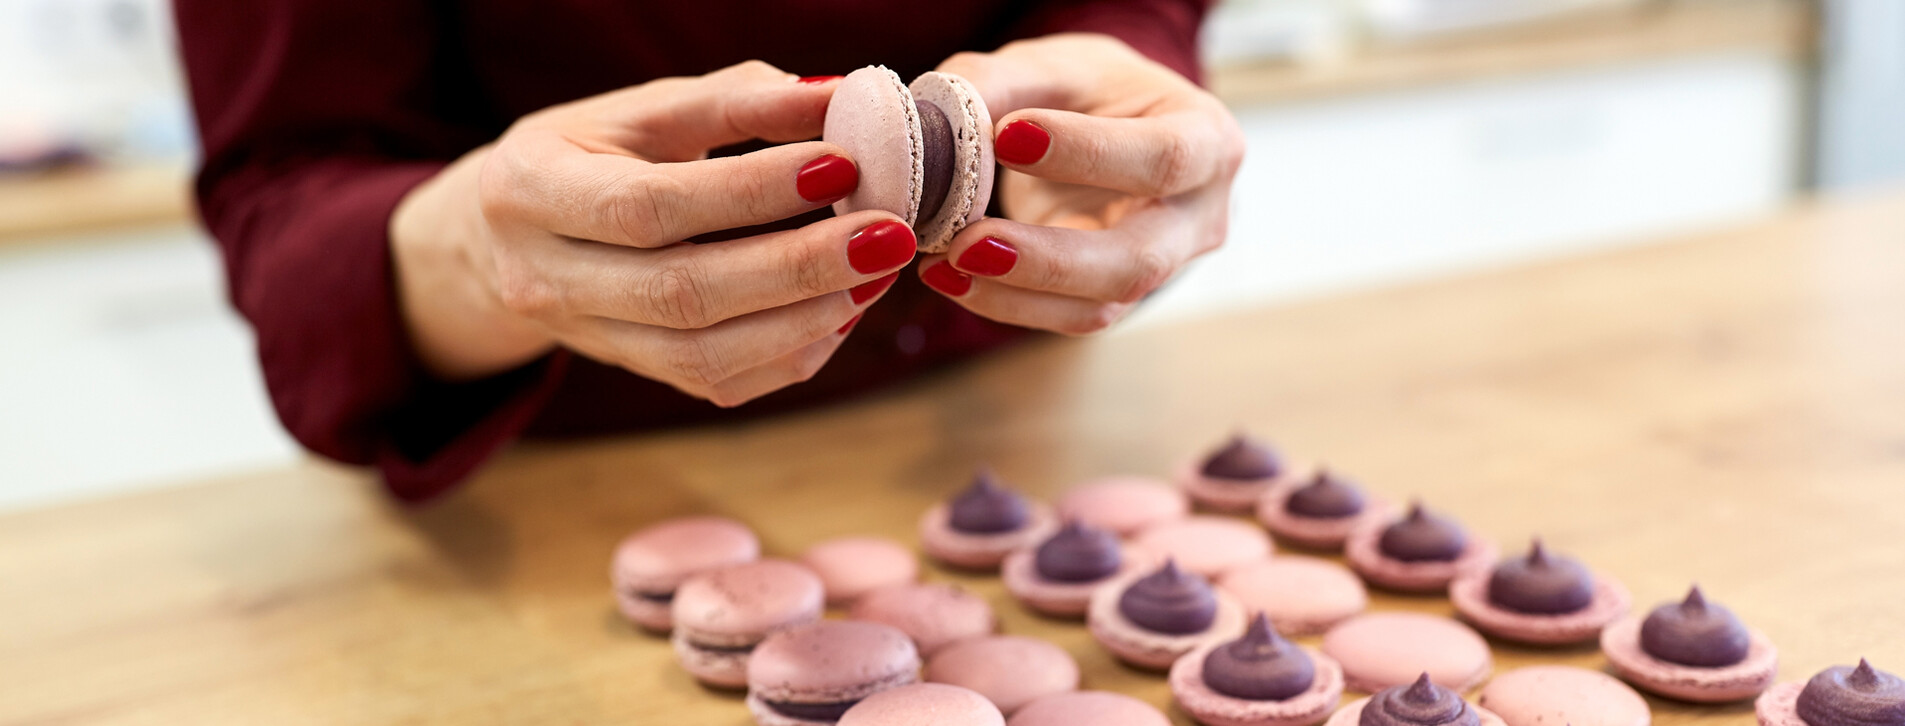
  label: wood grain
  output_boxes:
[4,188,1904,724]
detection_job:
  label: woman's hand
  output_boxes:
[391,61,916,407]
[922,34,1245,334]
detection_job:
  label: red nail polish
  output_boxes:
[846,220,917,274]
[797,154,857,203]
[850,271,901,305]
[922,261,973,297]
[837,313,863,335]
[995,120,1051,166]
[798,75,844,85]
[955,237,1018,277]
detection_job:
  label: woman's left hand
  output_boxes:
[922,33,1245,334]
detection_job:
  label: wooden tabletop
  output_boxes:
[5,188,1905,725]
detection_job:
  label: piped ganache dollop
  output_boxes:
[1362,674,1482,726]
[1034,520,1122,583]
[1796,659,1905,726]
[1485,539,1594,615]
[1203,614,1315,700]
[1379,502,1469,562]
[1285,469,1367,519]
[948,470,1031,534]
[1639,586,1751,667]
[1119,560,1218,635]
[1202,434,1282,481]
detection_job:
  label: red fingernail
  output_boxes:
[955,236,1018,277]
[846,220,916,274]
[995,120,1051,166]
[798,75,843,85]
[850,271,901,305]
[797,154,857,203]
[922,261,973,297]
[837,313,863,335]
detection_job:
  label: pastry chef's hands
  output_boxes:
[390,61,915,407]
[925,34,1244,334]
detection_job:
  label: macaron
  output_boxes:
[1218,556,1368,637]
[1325,674,1509,726]
[1344,500,1496,593]
[1128,515,1273,578]
[1008,691,1172,726]
[1255,469,1391,551]
[670,558,825,688]
[1756,659,1905,726]
[1087,559,1247,670]
[838,683,1005,726]
[926,635,1080,715]
[1178,432,1297,512]
[1002,519,1158,618]
[849,582,996,656]
[1602,585,1779,702]
[918,469,1059,571]
[746,620,922,726]
[1169,614,1346,726]
[823,65,993,254]
[1449,538,1630,646]
[1476,666,1651,726]
[1056,477,1190,537]
[1321,612,1493,694]
[801,536,919,607]
[611,515,759,631]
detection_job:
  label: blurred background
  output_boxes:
[1,0,1900,510]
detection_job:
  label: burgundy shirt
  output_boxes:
[174,1,1211,502]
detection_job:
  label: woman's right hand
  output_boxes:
[391,61,916,407]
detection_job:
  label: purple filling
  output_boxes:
[1377,501,1468,563]
[915,100,954,226]
[1360,673,1480,726]
[1201,434,1282,480]
[948,469,1030,534]
[1484,539,1595,615]
[1034,519,1122,583]
[686,639,758,655]
[1202,613,1315,701]
[1284,469,1366,519]
[767,699,861,722]
[1638,585,1751,667]
[1118,560,1217,635]
[630,589,674,604]
[1796,659,1905,726]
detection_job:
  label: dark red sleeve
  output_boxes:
[174,1,565,501]
[1004,0,1215,84]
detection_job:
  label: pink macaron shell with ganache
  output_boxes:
[746,620,922,726]
[1601,586,1778,703]
[918,470,1058,571]
[1218,556,1368,637]
[849,582,997,657]
[1321,613,1493,694]
[1344,502,1496,594]
[1325,684,1508,726]
[611,515,760,631]
[1448,540,1630,646]
[1056,477,1190,537]
[1008,691,1173,726]
[1128,515,1274,579]
[1477,666,1651,726]
[1087,560,1247,670]
[925,635,1080,715]
[1169,616,1346,726]
[670,558,825,689]
[1255,472,1391,551]
[1002,521,1159,618]
[1176,433,1300,512]
[837,683,1005,726]
[1755,660,1905,726]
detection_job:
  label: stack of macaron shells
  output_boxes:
[611,515,760,631]
[671,558,825,688]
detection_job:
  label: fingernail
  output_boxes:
[846,219,916,274]
[837,313,863,335]
[995,119,1051,166]
[850,271,900,305]
[922,261,973,297]
[955,236,1018,277]
[797,154,857,203]
[797,75,843,85]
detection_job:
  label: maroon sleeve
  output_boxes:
[1004,0,1215,84]
[174,1,565,501]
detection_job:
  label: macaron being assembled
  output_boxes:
[611,515,760,631]
[1057,477,1190,537]
[1325,674,1509,726]
[801,536,919,607]
[1002,519,1156,617]
[1218,556,1368,637]
[1129,515,1273,578]
[823,66,994,253]
[1170,614,1346,726]
[1477,666,1651,726]
[1321,613,1493,694]
[1178,432,1295,512]
[1449,538,1630,645]
[919,469,1059,571]
[1345,501,1496,593]
[849,582,997,656]
[926,635,1080,715]
[1256,469,1390,551]
[747,620,922,726]
[1008,691,1172,726]
[1756,659,1905,726]
[1088,559,1247,670]
[1602,585,1778,702]
[670,558,826,688]
[838,683,1005,726]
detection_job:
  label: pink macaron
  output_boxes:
[1756,659,1905,726]
[801,536,919,607]
[1002,519,1158,618]
[918,469,1058,571]
[1321,613,1493,694]
[1255,469,1391,551]
[670,558,825,688]
[1170,614,1346,726]
[1177,432,1299,512]
[1476,666,1651,726]
[849,582,997,657]
[823,65,993,254]
[1128,515,1273,579]
[1344,500,1496,593]
[1008,691,1172,726]
[1088,559,1247,670]
[611,515,759,631]
[1325,674,1509,726]
[746,620,922,726]
[1218,556,1368,637]
[1056,476,1190,538]
[1602,585,1778,702]
[1449,538,1630,646]
[837,683,1005,726]
[926,635,1080,715]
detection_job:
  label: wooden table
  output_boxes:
[5,189,1904,725]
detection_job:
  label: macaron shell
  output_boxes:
[1000,543,1159,618]
[670,626,752,689]
[839,683,1005,726]
[1344,518,1498,593]
[1321,612,1493,693]
[1324,696,1508,726]
[1008,691,1172,726]
[801,536,920,606]
[1600,614,1779,702]
[1168,642,1345,726]
[825,66,922,226]
[1218,556,1368,637]
[925,636,1080,715]
[1087,570,1248,670]
[1178,459,1298,513]
[1449,568,1631,645]
[1056,477,1190,537]
[611,515,760,611]
[747,620,922,705]
[1127,515,1273,579]
[671,559,825,642]
[1753,682,1807,726]
[906,71,994,253]
[1477,666,1651,726]
[919,501,1059,571]
[849,583,997,656]
[1256,483,1392,551]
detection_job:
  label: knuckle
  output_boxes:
[1063,304,1122,336]
[940,51,988,75]
[1116,248,1177,303]
[662,334,730,388]
[610,174,689,244]
[777,238,835,300]
[494,261,559,318]
[643,262,714,329]
[1149,131,1198,197]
